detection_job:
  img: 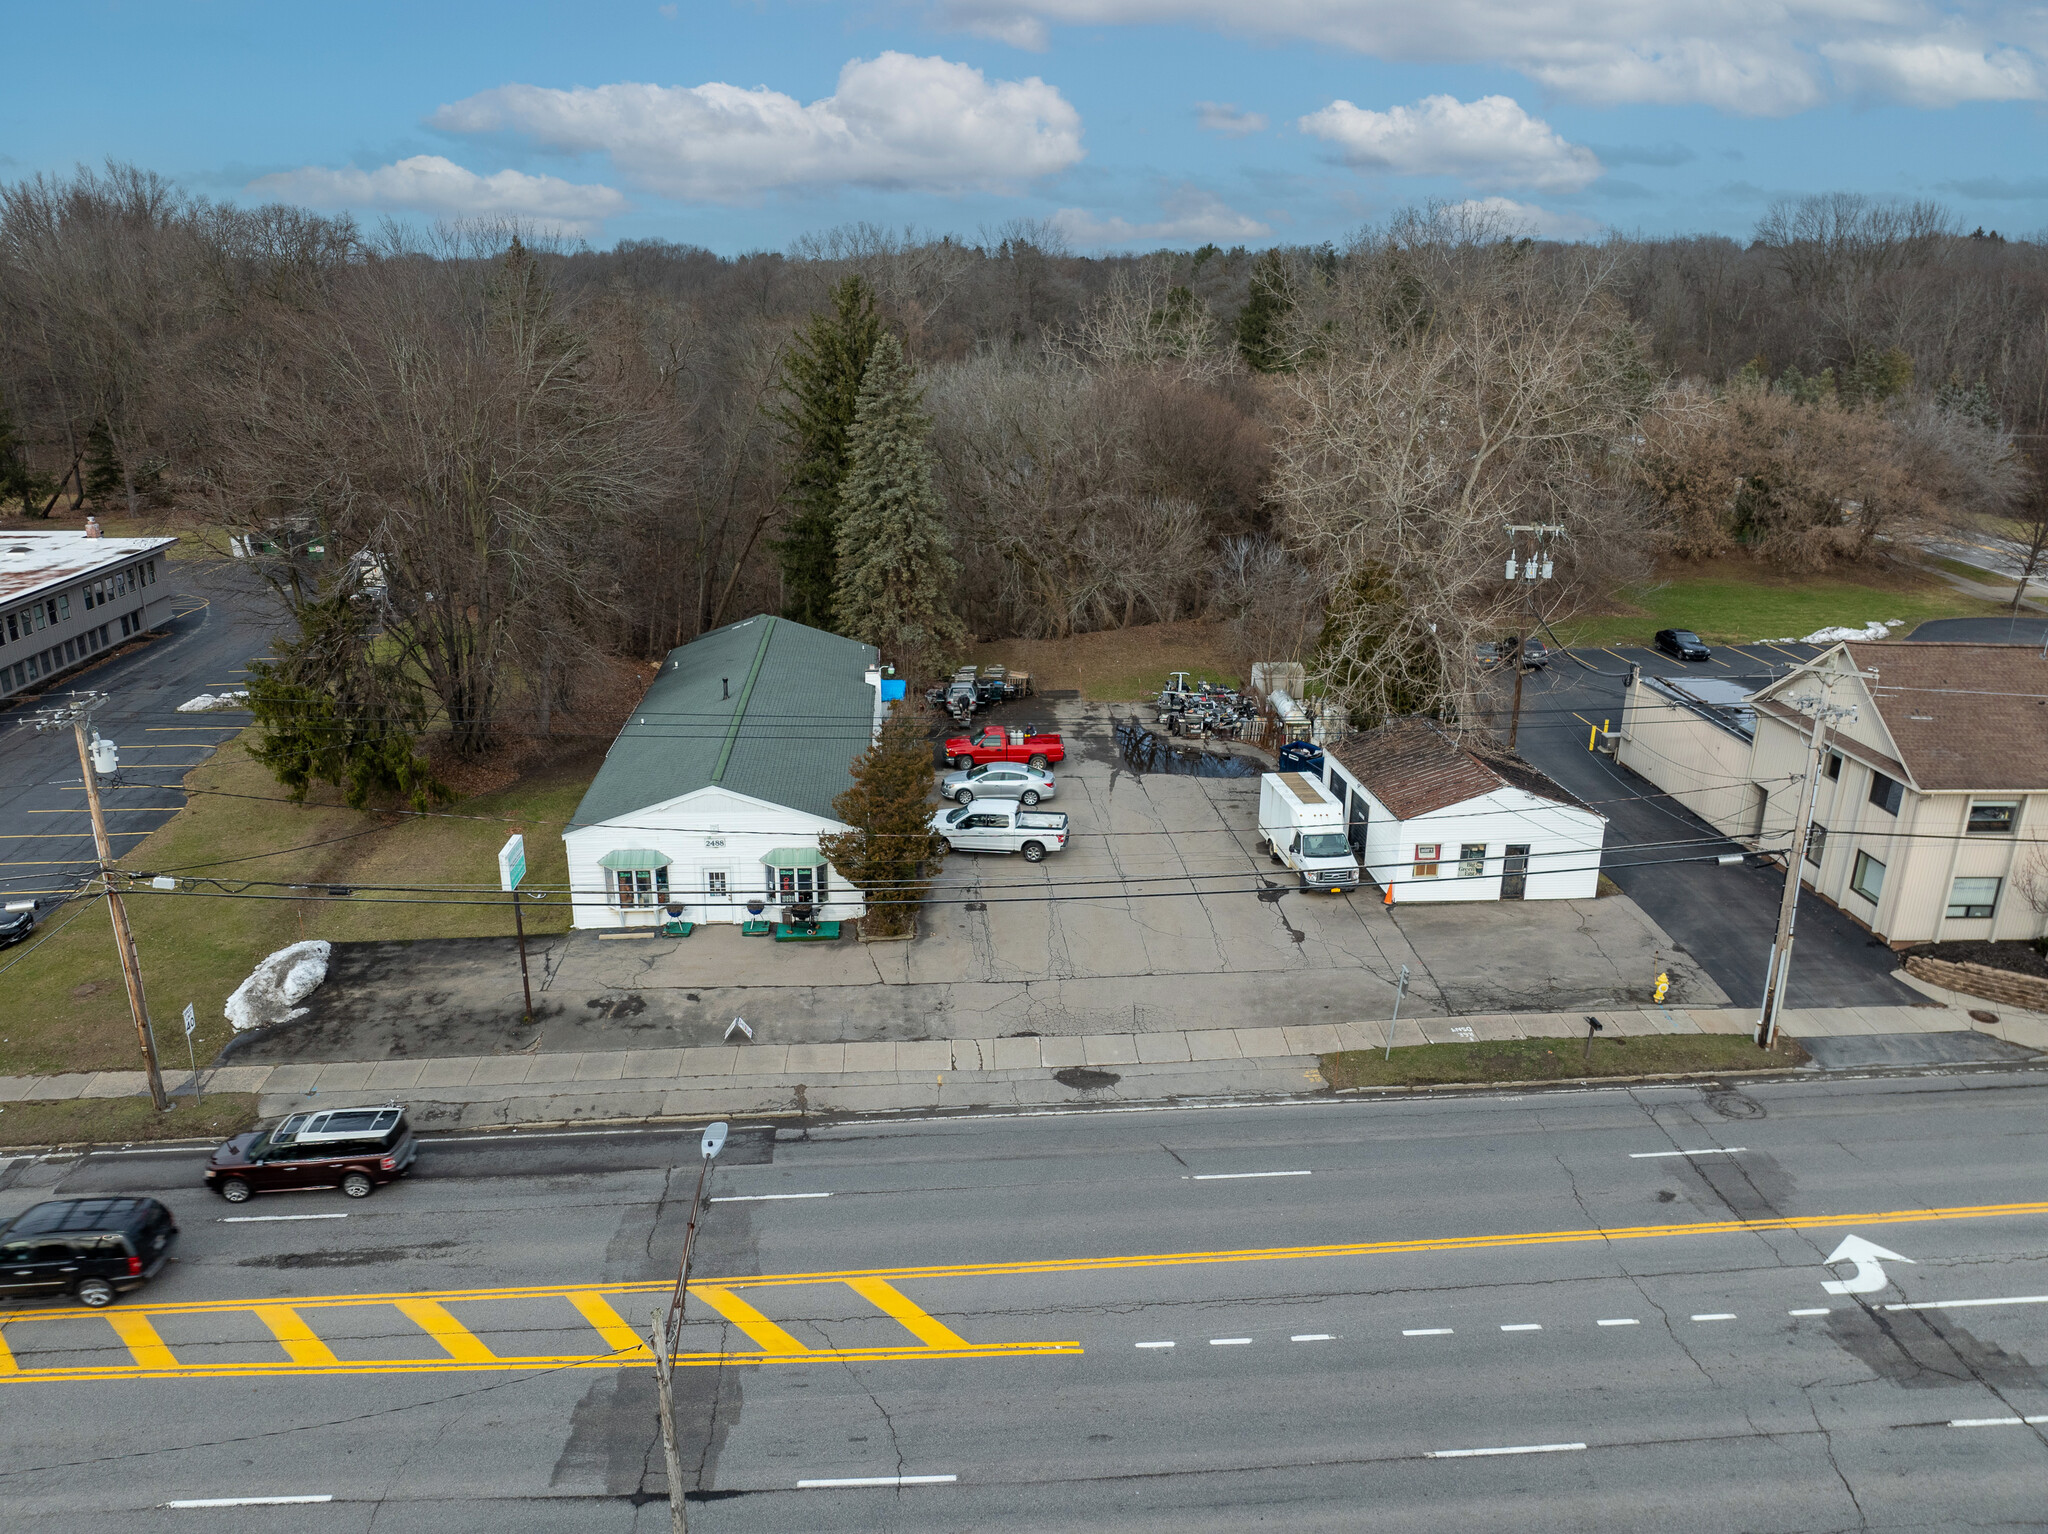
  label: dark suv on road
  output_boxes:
[205,1105,419,1203]
[0,1197,179,1307]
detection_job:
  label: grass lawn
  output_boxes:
[971,619,1241,702]
[1321,1034,1806,1089]
[1558,561,2005,648]
[0,1094,260,1151]
[0,734,596,1080]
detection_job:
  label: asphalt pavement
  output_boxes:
[1505,643,1926,1012]
[0,556,276,907]
[3,1071,2045,1530]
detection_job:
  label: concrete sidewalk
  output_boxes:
[5,993,2043,1134]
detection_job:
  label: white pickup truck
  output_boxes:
[1258,771,1358,892]
[933,803,1069,862]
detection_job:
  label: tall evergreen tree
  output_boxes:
[1236,251,1294,373]
[833,333,965,673]
[770,275,881,630]
[819,707,947,938]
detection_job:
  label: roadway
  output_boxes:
[3,1073,2046,1529]
[0,557,275,908]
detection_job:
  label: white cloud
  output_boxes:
[933,1,2048,115]
[1822,34,2042,106]
[1445,195,1604,239]
[1050,187,1272,248]
[1299,94,1601,191]
[432,53,1084,202]
[1196,100,1269,136]
[247,156,630,235]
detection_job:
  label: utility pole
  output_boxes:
[28,693,167,1110]
[649,1121,728,1533]
[1501,524,1565,749]
[1754,675,1863,1050]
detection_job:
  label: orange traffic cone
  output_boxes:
[1383,882,1394,906]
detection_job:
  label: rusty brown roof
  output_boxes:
[0,531,178,605]
[1842,641,2048,791]
[1329,716,1598,820]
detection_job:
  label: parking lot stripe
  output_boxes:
[392,1299,496,1364]
[567,1292,653,1358]
[106,1312,178,1370]
[847,1276,972,1350]
[692,1285,812,1354]
[253,1306,341,1368]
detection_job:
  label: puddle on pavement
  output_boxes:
[1114,721,1259,778]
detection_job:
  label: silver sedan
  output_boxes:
[939,762,1056,806]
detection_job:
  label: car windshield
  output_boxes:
[1672,631,1701,644]
[965,765,990,779]
[1300,832,1352,859]
[944,806,969,825]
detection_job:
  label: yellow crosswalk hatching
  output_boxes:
[2,1198,2042,1387]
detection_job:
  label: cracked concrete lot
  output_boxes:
[249,701,1725,1062]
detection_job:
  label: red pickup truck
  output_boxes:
[944,726,1065,771]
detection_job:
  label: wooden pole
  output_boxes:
[73,720,166,1110]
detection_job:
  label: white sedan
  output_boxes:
[938,762,1056,806]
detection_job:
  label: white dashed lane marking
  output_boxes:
[1428,1443,1586,1459]
[1597,1318,1639,1327]
[1404,1328,1454,1336]
[1500,1324,1542,1332]
[1291,1334,1333,1342]
[1691,1313,1737,1322]
[1629,1148,1746,1159]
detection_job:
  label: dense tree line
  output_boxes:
[3,165,2043,754]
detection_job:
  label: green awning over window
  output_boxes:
[761,846,827,868]
[598,848,671,870]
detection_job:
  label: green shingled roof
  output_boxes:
[569,615,879,828]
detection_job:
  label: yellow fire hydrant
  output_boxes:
[1653,972,1670,1004]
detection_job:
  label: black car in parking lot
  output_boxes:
[1654,628,1712,662]
[0,901,37,949]
[0,1197,179,1307]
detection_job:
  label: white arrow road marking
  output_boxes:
[1821,1235,1915,1295]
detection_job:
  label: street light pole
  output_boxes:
[26,693,166,1110]
[650,1121,729,1533]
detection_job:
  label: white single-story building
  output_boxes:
[564,615,888,930]
[1324,717,1608,902]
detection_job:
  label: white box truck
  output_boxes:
[1258,771,1358,892]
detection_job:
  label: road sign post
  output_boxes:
[182,1002,201,1104]
[498,834,534,1026]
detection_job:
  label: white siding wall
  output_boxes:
[1615,682,1757,839]
[563,785,865,930]
[1357,785,1605,902]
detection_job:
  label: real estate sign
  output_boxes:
[498,833,527,893]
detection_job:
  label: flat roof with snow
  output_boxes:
[0,530,178,605]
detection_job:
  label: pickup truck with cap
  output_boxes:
[931,803,1069,862]
[943,725,1065,771]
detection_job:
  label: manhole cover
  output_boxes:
[1053,1067,1120,1090]
[1969,1009,2000,1024]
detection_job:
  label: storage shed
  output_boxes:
[1324,717,1607,902]
[563,615,888,930]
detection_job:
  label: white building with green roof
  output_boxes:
[564,615,889,930]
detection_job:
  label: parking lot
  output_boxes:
[258,698,1725,1061]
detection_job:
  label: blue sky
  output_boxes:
[4,1,2044,251]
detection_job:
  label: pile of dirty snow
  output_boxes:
[1767,619,1906,644]
[177,690,250,712]
[224,940,331,1032]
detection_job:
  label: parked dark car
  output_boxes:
[0,1197,178,1307]
[0,901,36,950]
[1478,638,1550,670]
[205,1105,418,1203]
[1654,628,1712,662]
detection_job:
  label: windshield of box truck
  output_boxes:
[1299,832,1352,859]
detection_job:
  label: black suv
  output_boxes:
[205,1105,419,1203]
[0,1197,179,1307]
